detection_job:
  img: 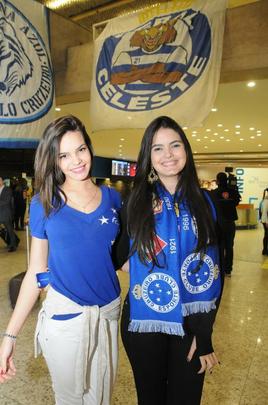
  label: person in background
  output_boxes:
[114,116,222,405]
[13,178,28,231]
[0,115,121,405]
[260,188,268,255]
[211,172,241,277]
[0,176,18,252]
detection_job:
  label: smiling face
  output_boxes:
[58,130,91,185]
[151,127,187,187]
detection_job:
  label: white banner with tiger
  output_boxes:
[0,0,54,148]
[90,0,227,131]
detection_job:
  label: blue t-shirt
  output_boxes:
[29,186,121,306]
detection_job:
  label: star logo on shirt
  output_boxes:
[111,208,117,213]
[99,216,109,225]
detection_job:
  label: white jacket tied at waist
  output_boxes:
[35,287,121,405]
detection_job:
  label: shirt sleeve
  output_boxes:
[184,299,220,356]
[29,196,48,239]
[112,198,130,269]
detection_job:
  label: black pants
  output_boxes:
[121,298,205,405]
[220,221,236,274]
[14,203,26,230]
[262,223,268,254]
[0,220,17,248]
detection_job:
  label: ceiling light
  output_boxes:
[247,81,256,88]
[46,0,81,10]
[213,132,218,135]
[210,139,215,142]
[257,134,262,137]
[240,138,244,141]
[257,130,261,133]
[55,107,61,111]
[211,108,217,112]
[192,134,196,137]
[217,124,223,127]
[240,150,243,152]
[196,139,201,142]
[127,116,132,120]
[258,144,262,147]
[119,144,123,147]
[250,136,255,139]
[206,129,211,132]
[249,127,255,131]
[183,126,188,130]
[204,136,208,139]
[235,125,240,128]
[220,136,224,139]
[235,131,240,135]
[192,130,197,134]
[226,139,230,142]
[120,138,125,141]
[204,146,208,149]
[224,129,229,132]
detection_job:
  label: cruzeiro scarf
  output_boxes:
[128,184,221,336]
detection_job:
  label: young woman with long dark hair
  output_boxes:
[115,116,223,405]
[0,116,121,405]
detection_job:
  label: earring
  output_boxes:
[147,167,158,184]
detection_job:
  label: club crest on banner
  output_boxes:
[0,0,53,124]
[181,253,215,294]
[140,272,180,313]
[96,9,210,112]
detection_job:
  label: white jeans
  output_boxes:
[35,288,121,405]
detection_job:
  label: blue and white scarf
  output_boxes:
[128,184,221,336]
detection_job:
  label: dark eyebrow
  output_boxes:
[76,143,87,150]
[151,140,182,148]
[58,143,87,156]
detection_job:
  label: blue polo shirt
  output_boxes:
[29,186,121,306]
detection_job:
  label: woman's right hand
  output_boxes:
[0,338,17,383]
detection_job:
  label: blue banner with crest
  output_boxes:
[0,0,54,148]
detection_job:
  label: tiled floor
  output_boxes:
[0,226,268,404]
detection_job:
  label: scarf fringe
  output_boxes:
[181,299,217,316]
[128,319,185,336]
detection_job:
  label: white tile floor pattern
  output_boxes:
[0,226,268,404]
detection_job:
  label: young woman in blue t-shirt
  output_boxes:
[0,115,121,405]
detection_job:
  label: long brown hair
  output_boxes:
[127,116,217,267]
[34,115,93,216]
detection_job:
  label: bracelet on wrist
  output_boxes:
[2,332,17,340]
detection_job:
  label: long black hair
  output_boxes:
[34,115,94,216]
[127,116,217,266]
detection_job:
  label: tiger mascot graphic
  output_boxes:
[0,17,33,96]
[110,16,191,85]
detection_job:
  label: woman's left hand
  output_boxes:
[187,336,220,374]
[198,352,220,374]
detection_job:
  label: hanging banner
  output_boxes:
[0,0,54,148]
[91,0,227,131]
